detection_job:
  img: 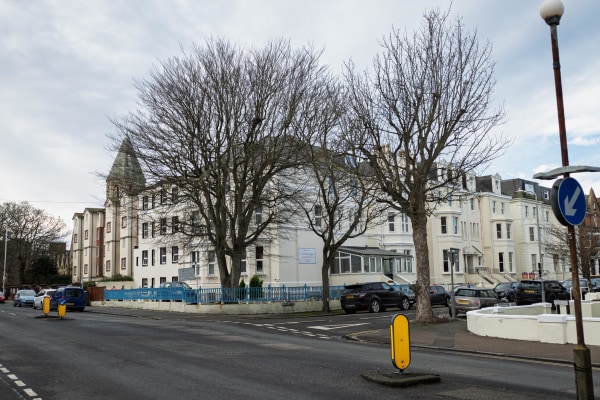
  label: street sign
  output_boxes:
[550,177,586,226]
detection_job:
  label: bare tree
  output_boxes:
[0,202,68,288]
[294,79,389,312]
[111,38,332,288]
[343,7,509,322]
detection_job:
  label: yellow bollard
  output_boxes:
[58,299,67,318]
[390,313,411,371]
[42,296,50,315]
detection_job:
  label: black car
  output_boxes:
[429,285,451,306]
[561,278,600,299]
[340,282,411,314]
[493,281,519,302]
[515,280,569,307]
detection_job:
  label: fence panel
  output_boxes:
[102,284,346,304]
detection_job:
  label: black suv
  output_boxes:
[340,282,410,314]
[515,280,569,307]
[493,281,519,302]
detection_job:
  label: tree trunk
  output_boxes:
[411,211,439,323]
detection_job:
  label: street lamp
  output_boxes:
[2,229,7,296]
[540,1,594,398]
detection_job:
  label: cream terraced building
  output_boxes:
[71,138,574,290]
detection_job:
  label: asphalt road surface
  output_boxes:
[0,305,597,399]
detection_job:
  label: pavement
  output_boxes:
[348,317,600,368]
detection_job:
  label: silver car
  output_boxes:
[453,287,499,315]
[13,289,36,307]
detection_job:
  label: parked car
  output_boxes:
[13,289,36,307]
[340,282,411,314]
[33,289,57,309]
[396,284,416,307]
[515,280,569,307]
[453,287,499,315]
[561,278,600,299]
[429,285,451,307]
[159,281,198,303]
[50,286,86,311]
[493,281,519,302]
[0,291,5,304]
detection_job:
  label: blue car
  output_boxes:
[50,286,86,311]
[13,289,36,307]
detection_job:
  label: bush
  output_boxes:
[249,275,263,299]
[101,274,134,282]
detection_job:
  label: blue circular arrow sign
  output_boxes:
[550,177,586,226]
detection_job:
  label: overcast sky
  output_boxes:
[1,0,599,230]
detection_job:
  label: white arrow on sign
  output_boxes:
[307,323,369,331]
[564,186,581,217]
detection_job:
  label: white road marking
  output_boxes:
[307,323,369,331]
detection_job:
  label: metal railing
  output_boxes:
[103,284,346,304]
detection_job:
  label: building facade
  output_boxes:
[72,138,588,290]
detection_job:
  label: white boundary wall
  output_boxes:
[467,303,600,346]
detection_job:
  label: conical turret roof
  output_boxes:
[107,136,146,195]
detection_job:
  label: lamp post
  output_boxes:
[540,1,594,398]
[533,191,545,303]
[2,229,7,296]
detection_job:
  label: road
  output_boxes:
[0,305,596,399]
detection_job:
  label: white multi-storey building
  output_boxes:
[72,138,574,290]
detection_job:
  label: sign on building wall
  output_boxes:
[178,267,196,281]
[298,248,317,264]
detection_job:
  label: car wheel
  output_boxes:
[369,298,381,313]
[400,297,410,311]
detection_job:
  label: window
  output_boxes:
[498,252,504,272]
[496,223,502,239]
[256,246,264,273]
[314,205,322,228]
[84,230,89,240]
[470,198,475,211]
[172,216,179,233]
[501,202,505,214]
[172,246,179,263]
[192,251,200,275]
[443,250,450,273]
[191,211,201,234]
[525,205,529,218]
[160,189,167,205]
[142,278,148,288]
[142,196,149,210]
[208,251,215,275]
[142,222,148,239]
[529,227,535,241]
[122,216,127,228]
[255,205,262,226]
[151,249,155,266]
[160,218,167,235]
[74,234,78,243]
[506,223,512,239]
[508,252,514,272]
[121,258,127,270]
[151,194,156,209]
[452,216,458,234]
[492,200,497,214]
[151,221,156,238]
[241,250,247,274]
[171,187,179,204]
[388,212,395,232]
[531,254,537,270]
[440,217,447,234]
[142,250,148,266]
[160,247,167,264]
[447,194,452,206]
[400,213,409,232]
[106,260,111,272]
